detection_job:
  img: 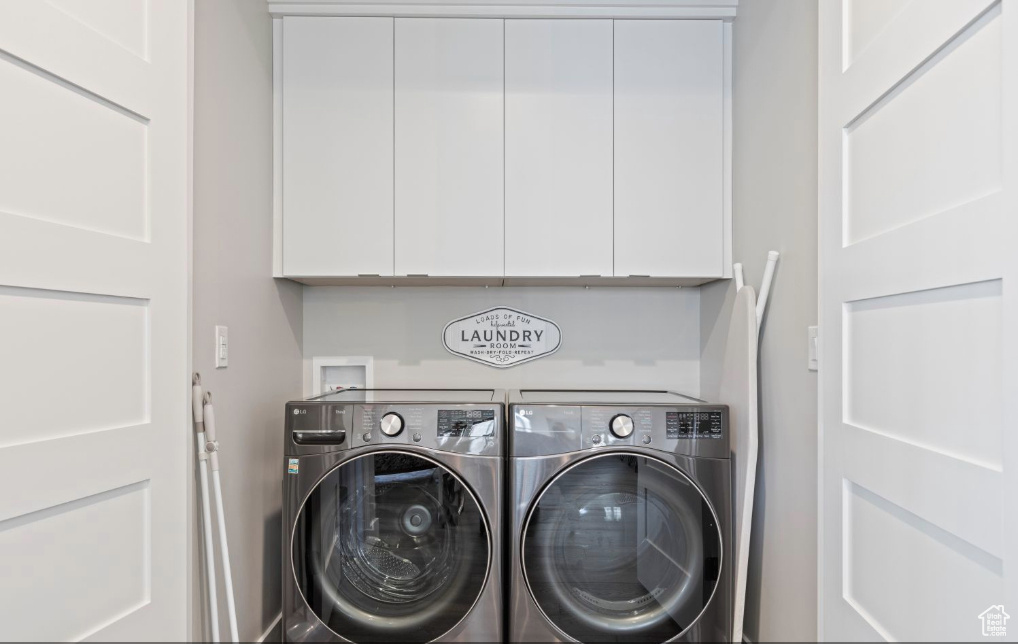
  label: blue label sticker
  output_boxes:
[287,458,299,474]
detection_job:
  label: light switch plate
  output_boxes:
[215,325,228,368]
[808,326,818,371]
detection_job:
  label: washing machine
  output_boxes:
[282,389,505,643]
[508,390,732,643]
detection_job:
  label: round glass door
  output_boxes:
[292,452,490,643]
[522,453,722,643]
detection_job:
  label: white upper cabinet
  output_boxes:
[504,19,614,278]
[394,19,504,277]
[275,9,733,284]
[614,20,725,278]
[282,17,394,277]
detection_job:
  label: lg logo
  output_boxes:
[519,409,534,416]
[293,408,307,415]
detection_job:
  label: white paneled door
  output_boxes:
[0,1,189,640]
[819,1,1017,641]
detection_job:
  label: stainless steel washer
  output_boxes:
[283,389,505,643]
[509,390,732,643]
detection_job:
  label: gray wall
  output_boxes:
[303,287,701,394]
[701,1,819,641]
[192,0,303,640]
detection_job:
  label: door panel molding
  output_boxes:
[0,0,189,638]
[819,1,1016,640]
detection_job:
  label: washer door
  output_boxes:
[522,453,722,643]
[292,451,490,643]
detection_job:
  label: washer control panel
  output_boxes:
[437,409,496,437]
[286,401,502,457]
[349,404,500,456]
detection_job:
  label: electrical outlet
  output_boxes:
[808,326,818,371]
[215,325,228,368]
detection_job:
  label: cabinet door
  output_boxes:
[282,17,394,276]
[505,20,613,277]
[395,18,504,277]
[614,20,724,277]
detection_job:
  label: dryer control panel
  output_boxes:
[510,401,729,459]
[666,410,725,439]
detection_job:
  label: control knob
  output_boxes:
[379,412,405,437]
[609,414,634,439]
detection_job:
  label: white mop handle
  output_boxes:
[197,449,220,643]
[203,391,239,642]
[192,373,220,643]
[756,251,779,328]
[213,470,240,642]
[203,394,220,472]
[192,373,205,430]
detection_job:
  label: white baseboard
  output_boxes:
[257,613,282,642]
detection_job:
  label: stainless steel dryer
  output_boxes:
[509,390,732,643]
[283,389,505,643]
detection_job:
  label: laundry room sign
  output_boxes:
[443,307,562,368]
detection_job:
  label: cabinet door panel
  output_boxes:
[614,20,724,277]
[395,18,504,277]
[282,17,394,276]
[505,19,613,277]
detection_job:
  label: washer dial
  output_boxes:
[379,412,405,437]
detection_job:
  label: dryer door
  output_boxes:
[522,453,722,642]
[292,451,490,643]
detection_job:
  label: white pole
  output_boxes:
[198,455,220,643]
[756,251,780,333]
[192,375,220,643]
[203,394,240,643]
[734,263,745,291]
[211,470,238,642]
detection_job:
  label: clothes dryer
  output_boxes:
[509,390,732,643]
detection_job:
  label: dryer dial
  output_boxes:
[609,414,634,438]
